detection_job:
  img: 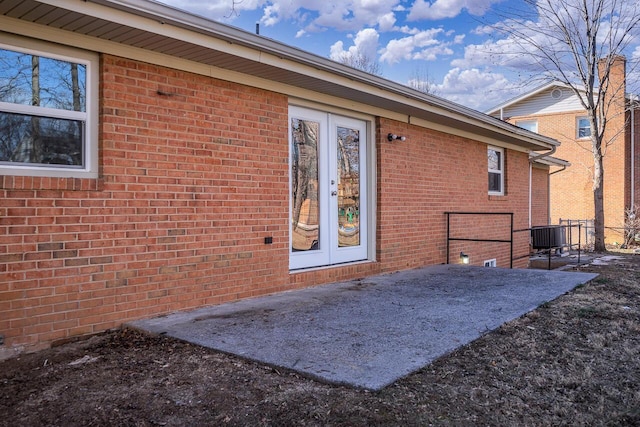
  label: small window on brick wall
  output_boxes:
[577,117,591,139]
[0,37,98,178]
[516,119,538,133]
[488,146,504,196]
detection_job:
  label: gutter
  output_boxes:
[546,162,569,224]
[549,164,568,175]
[528,148,568,228]
[529,145,557,163]
[529,146,557,226]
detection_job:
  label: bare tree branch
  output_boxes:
[225,0,243,19]
[408,66,439,95]
[335,49,383,76]
[486,0,640,250]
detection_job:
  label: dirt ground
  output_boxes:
[2,253,640,426]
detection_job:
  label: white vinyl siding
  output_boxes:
[500,87,585,117]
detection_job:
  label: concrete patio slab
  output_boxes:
[128,265,597,390]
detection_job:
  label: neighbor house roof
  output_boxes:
[0,0,560,152]
[486,81,579,116]
[488,79,639,118]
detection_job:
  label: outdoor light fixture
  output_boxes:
[387,133,406,142]
[460,252,470,264]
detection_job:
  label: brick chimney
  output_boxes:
[598,55,626,111]
[597,55,627,244]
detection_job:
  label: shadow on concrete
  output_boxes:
[128,265,597,390]
[529,250,597,270]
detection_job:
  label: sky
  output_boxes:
[156,0,640,112]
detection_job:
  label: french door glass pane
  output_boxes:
[291,118,320,251]
[337,126,360,247]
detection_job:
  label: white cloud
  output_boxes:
[160,0,404,32]
[266,0,404,32]
[330,28,381,62]
[330,40,346,59]
[152,0,640,109]
[472,24,495,36]
[413,45,454,61]
[408,0,502,21]
[451,37,545,71]
[159,0,267,20]
[457,1,640,80]
[379,28,445,64]
[262,4,282,26]
[377,12,397,32]
[434,67,517,110]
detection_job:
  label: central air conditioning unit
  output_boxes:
[531,226,566,249]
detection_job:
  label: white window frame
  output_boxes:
[576,116,591,139]
[488,146,504,196]
[0,36,98,178]
[516,119,538,133]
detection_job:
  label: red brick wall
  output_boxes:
[531,165,550,227]
[602,56,628,242]
[630,106,640,211]
[374,118,531,271]
[509,109,628,244]
[1,55,293,355]
[506,58,629,244]
[537,111,598,225]
[0,55,534,356]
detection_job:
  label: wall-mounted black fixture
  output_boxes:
[387,133,406,142]
[264,236,273,244]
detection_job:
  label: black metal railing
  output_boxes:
[445,212,583,269]
[559,218,593,250]
[445,212,515,268]
[530,223,582,270]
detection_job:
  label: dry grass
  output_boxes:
[1,253,639,426]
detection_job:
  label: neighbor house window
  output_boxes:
[488,146,504,195]
[0,39,98,178]
[577,117,591,139]
[516,119,538,133]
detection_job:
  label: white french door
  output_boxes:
[289,106,369,270]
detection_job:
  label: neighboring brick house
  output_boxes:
[530,155,571,228]
[0,0,561,357]
[488,56,640,245]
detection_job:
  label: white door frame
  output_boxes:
[289,105,370,270]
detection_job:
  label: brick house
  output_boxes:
[487,57,640,245]
[0,0,561,358]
